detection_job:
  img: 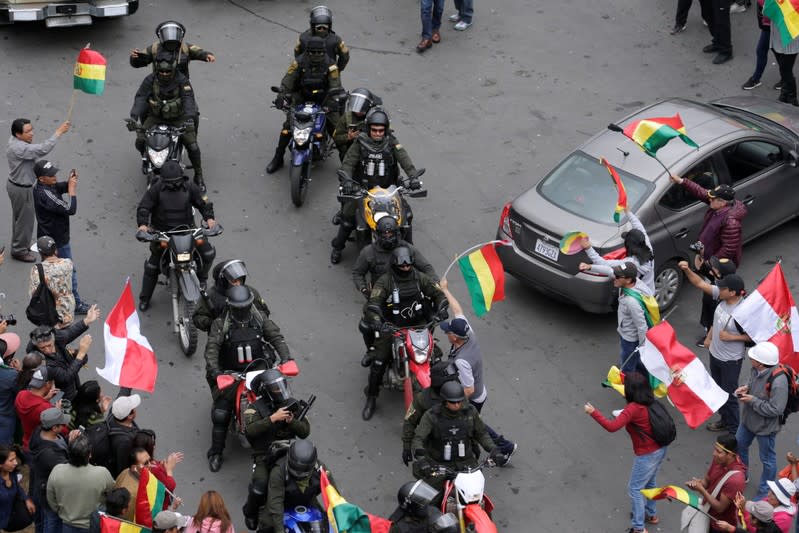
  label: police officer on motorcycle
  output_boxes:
[354,217,438,364]
[361,246,448,421]
[204,285,292,472]
[294,6,349,71]
[388,480,444,533]
[331,109,422,264]
[242,369,310,530]
[129,53,206,190]
[262,439,334,533]
[402,361,458,467]
[130,20,216,79]
[332,87,381,160]
[266,36,344,175]
[136,160,216,311]
[411,381,501,491]
[193,259,270,333]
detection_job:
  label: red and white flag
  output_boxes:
[98,279,157,392]
[731,263,799,370]
[640,322,727,428]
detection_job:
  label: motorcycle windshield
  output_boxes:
[364,186,402,230]
[147,131,172,151]
[407,329,431,363]
[169,233,194,256]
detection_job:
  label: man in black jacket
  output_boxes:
[107,395,142,478]
[28,304,100,401]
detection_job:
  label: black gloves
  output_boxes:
[489,447,503,464]
[341,181,357,195]
[402,449,413,466]
[408,178,422,190]
[126,120,138,132]
[184,118,195,129]
[435,309,449,322]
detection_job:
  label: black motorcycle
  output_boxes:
[125,119,185,186]
[136,224,223,356]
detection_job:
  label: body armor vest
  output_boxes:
[148,42,192,77]
[299,32,342,62]
[219,314,266,371]
[281,460,322,508]
[357,136,398,188]
[383,273,425,328]
[298,56,330,102]
[149,81,183,120]
[429,404,473,462]
[152,186,193,230]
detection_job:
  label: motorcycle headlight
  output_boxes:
[413,349,429,364]
[147,148,169,168]
[293,127,312,145]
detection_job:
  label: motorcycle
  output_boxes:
[432,459,498,533]
[215,359,301,450]
[270,86,345,207]
[336,169,427,251]
[283,505,333,533]
[125,118,185,187]
[135,224,223,356]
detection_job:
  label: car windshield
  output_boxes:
[537,151,651,224]
[712,104,796,139]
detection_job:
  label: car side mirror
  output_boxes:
[789,149,798,168]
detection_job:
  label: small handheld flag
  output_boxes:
[763,0,799,47]
[599,158,627,223]
[622,114,698,157]
[73,48,106,95]
[559,231,587,255]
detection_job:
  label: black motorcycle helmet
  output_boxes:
[390,246,414,276]
[439,381,466,403]
[159,161,185,187]
[220,259,248,286]
[430,360,459,392]
[226,285,254,323]
[397,480,438,518]
[309,5,333,34]
[366,108,389,141]
[253,368,291,404]
[305,36,327,65]
[155,56,177,83]
[287,439,317,480]
[376,216,400,250]
[346,88,375,118]
[155,21,186,52]
[430,512,459,533]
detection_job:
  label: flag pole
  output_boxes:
[66,89,78,123]
[607,123,676,180]
[441,240,511,280]
[97,511,150,529]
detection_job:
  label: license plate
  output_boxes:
[534,239,559,262]
[176,253,191,262]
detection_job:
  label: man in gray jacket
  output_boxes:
[613,263,651,374]
[735,341,788,500]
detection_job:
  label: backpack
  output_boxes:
[26,264,59,326]
[635,401,677,447]
[84,420,114,469]
[765,363,799,425]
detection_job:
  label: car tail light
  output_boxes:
[603,248,627,260]
[499,202,512,238]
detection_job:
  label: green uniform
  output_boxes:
[130,41,213,78]
[262,459,335,530]
[332,110,366,159]
[402,388,438,458]
[340,132,417,188]
[294,30,350,71]
[193,285,270,333]
[411,402,495,490]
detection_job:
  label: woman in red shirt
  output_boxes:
[585,372,668,533]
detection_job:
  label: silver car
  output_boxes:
[497,96,799,313]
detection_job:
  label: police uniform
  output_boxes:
[203,309,291,459]
[294,30,350,71]
[280,52,343,136]
[242,398,310,527]
[411,402,495,491]
[130,41,213,78]
[332,110,366,161]
[193,283,270,333]
[135,178,215,305]
[352,241,437,296]
[262,459,334,531]
[363,271,446,399]
[388,515,428,533]
[130,71,203,179]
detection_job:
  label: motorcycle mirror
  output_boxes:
[278,359,300,377]
[216,374,235,390]
[270,86,281,93]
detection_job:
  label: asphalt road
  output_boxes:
[3,0,799,530]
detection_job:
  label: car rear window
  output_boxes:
[537,151,651,224]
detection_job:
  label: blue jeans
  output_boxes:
[55,243,82,306]
[753,29,771,82]
[620,337,644,375]
[629,447,667,530]
[454,0,474,23]
[60,523,87,533]
[420,0,445,39]
[736,424,776,499]
[471,399,515,455]
[43,505,62,533]
[710,355,742,434]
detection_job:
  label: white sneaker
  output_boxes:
[730,3,746,13]
[448,12,461,22]
[454,20,472,31]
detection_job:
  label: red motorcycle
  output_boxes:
[434,459,498,533]
[381,320,441,410]
[215,359,300,449]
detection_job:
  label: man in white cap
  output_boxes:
[153,511,188,533]
[735,341,789,500]
[107,394,142,477]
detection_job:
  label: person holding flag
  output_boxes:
[612,262,657,374]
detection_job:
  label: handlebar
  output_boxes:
[124,118,187,135]
[426,457,496,478]
[136,224,224,243]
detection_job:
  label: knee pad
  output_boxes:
[211,407,231,425]
[143,259,159,276]
[186,142,200,152]
[358,319,373,336]
[252,479,268,495]
[135,138,146,153]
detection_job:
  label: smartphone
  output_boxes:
[70,169,77,178]
[50,390,64,405]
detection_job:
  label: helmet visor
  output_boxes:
[222,260,248,284]
[346,94,372,116]
[266,376,291,403]
[408,480,438,508]
[288,460,314,479]
[157,23,185,46]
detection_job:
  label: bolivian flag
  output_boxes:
[599,158,627,223]
[458,243,505,317]
[100,514,150,533]
[764,0,799,47]
[320,469,391,533]
[73,48,106,95]
[622,287,661,327]
[134,468,165,528]
[622,114,698,157]
[641,486,702,509]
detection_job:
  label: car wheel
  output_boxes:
[655,260,682,311]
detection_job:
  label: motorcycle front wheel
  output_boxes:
[177,291,198,356]
[289,161,310,207]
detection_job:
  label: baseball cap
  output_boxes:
[29,365,50,388]
[708,184,735,201]
[112,394,141,420]
[153,511,189,530]
[36,236,57,256]
[40,407,70,429]
[33,160,59,178]
[716,274,745,294]
[439,318,470,338]
[767,478,797,507]
[745,500,774,522]
[748,341,779,366]
[0,333,20,358]
[612,262,638,280]
[709,256,737,277]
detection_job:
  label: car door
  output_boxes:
[714,138,793,241]
[653,156,721,261]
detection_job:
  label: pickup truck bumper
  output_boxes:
[0,1,139,26]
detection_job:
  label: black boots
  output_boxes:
[361,347,375,367]
[266,132,291,174]
[208,454,222,472]
[779,78,799,106]
[362,396,376,420]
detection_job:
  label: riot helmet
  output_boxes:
[439,381,466,403]
[287,439,317,480]
[390,246,415,276]
[430,512,459,533]
[309,5,333,34]
[254,369,291,404]
[376,216,400,250]
[305,36,327,65]
[346,88,375,118]
[155,21,186,52]
[366,108,390,141]
[430,360,459,392]
[397,480,438,518]
[220,259,248,286]
[226,285,254,323]
[159,161,185,187]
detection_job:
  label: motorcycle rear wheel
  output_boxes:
[177,291,198,356]
[290,161,310,207]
